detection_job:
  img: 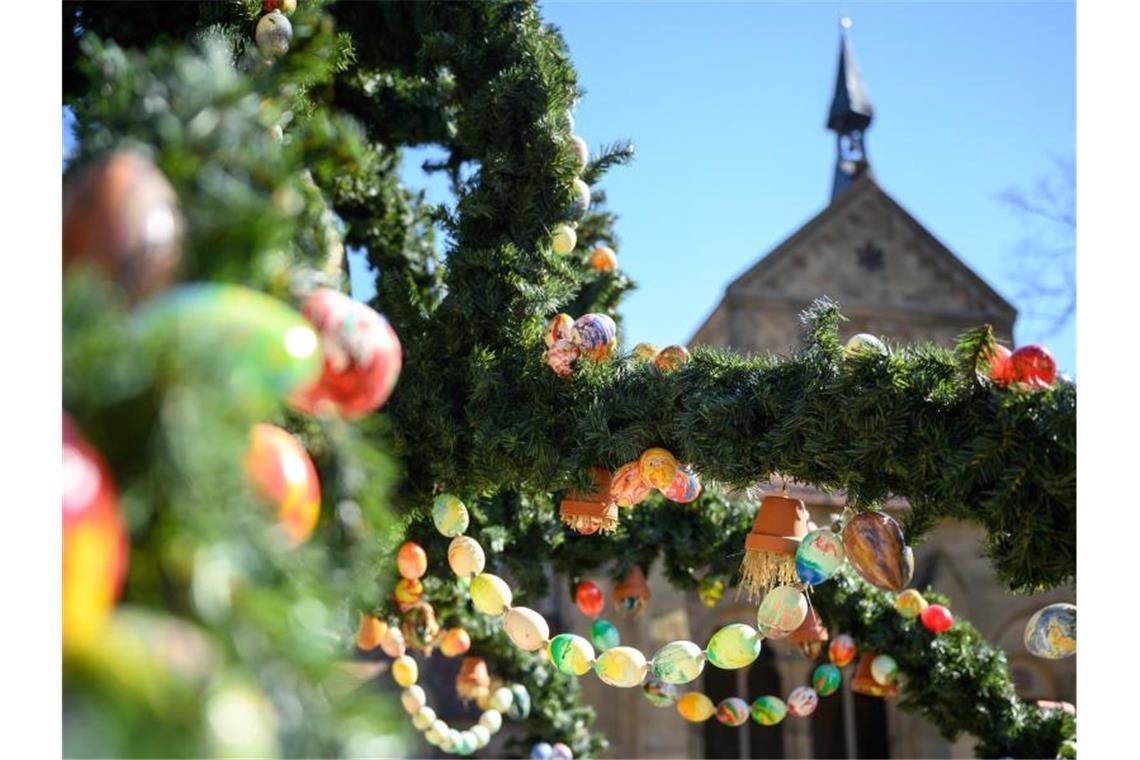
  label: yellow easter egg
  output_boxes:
[593,646,649,688]
[392,655,418,687]
[677,692,716,722]
[638,448,678,490]
[895,589,929,619]
[470,573,513,616]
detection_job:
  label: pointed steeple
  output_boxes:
[827,17,874,201]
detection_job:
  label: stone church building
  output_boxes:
[552,23,1076,760]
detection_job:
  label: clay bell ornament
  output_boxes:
[63,150,185,301]
[559,468,618,535]
[456,656,492,702]
[739,493,810,598]
[851,652,899,697]
[841,511,915,592]
[613,565,651,616]
[787,607,829,660]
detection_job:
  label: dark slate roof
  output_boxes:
[827,32,874,133]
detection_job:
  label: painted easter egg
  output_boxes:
[401,685,426,715]
[551,742,574,760]
[651,640,706,684]
[845,333,887,356]
[552,224,577,255]
[594,646,648,688]
[470,725,491,748]
[676,692,715,722]
[504,607,550,652]
[716,697,750,727]
[571,313,617,361]
[439,628,472,658]
[290,288,402,419]
[1011,344,1057,388]
[546,338,580,377]
[571,135,589,169]
[638,447,678,490]
[432,494,469,537]
[750,695,787,726]
[392,655,418,687]
[489,686,513,713]
[590,245,618,272]
[756,585,809,633]
[426,719,448,746]
[1024,603,1076,659]
[663,466,702,503]
[591,618,621,652]
[654,345,691,372]
[842,511,914,592]
[393,578,423,612]
[545,313,574,347]
[706,623,762,670]
[575,580,605,618]
[812,664,842,697]
[548,633,595,677]
[412,706,436,731]
[397,541,428,580]
[244,424,321,546]
[631,343,659,362]
[610,462,653,507]
[795,528,846,585]
[787,686,819,717]
[568,178,591,219]
[448,535,486,578]
[871,654,898,686]
[642,677,679,707]
[921,604,954,634]
[479,710,502,733]
[531,743,553,760]
[829,634,856,668]
[470,573,513,616]
[507,684,532,720]
[379,626,405,658]
[895,589,928,619]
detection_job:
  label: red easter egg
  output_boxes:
[985,344,1014,385]
[290,288,402,420]
[920,604,954,634]
[575,580,605,618]
[244,424,321,546]
[63,413,129,650]
[397,541,428,580]
[1010,345,1057,388]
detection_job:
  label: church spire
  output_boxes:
[827,17,874,201]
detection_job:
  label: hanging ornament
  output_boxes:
[739,493,810,598]
[504,607,551,652]
[697,576,725,608]
[432,494,470,537]
[448,535,486,578]
[631,342,660,363]
[844,333,888,357]
[750,696,787,726]
[62,415,129,651]
[1024,603,1076,659]
[568,178,591,219]
[716,697,751,727]
[812,663,842,697]
[756,585,809,634]
[794,528,846,585]
[663,466,702,503]
[590,245,618,272]
[984,344,1015,385]
[244,424,321,546]
[852,652,898,697]
[255,10,293,57]
[551,224,577,255]
[870,654,899,686]
[651,640,705,685]
[439,628,472,658]
[62,150,184,300]
[895,589,928,619]
[574,580,605,618]
[676,692,716,722]
[610,462,653,508]
[470,573,513,616]
[550,742,574,760]
[455,657,492,702]
[920,604,954,634]
[507,684,532,720]
[560,468,618,534]
[397,541,428,580]
[571,135,589,170]
[355,613,387,651]
[571,313,617,361]
[547,634,596,677]
[643,678,679,707]
[706,624,762,670]
[590,618,621,652]
[1010,344,1057,388]
[787,607,829,659]
[654,345,691,372]
[828,634,856,668]
[544,313,574,347]
[530,743,553,760]
[400,601,441,654]
[379,626,406,658]
[392,655,419,688]
[488,686,514,713]
[289,288,402,419]
[546,339,580,377]
[393,578,424,613]
[638,448,679,490]
[262,0,296,14]
[401,685,426,715]
[787,686,819,718]
[841,511,914,592]
[613,565,652,615]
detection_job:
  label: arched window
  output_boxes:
[702,646,784,759]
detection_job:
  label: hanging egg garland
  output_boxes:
[568,178,591,219]
[402,685,427,715]
[432,494,470,537]
[706,624,762,670]
[652,640,705,685]
[750,696,787,726]
[594,646,648,688]
[574,580,605,618]
[716,697,751,727]
[392,655,419,688]
[1024,603,1076,659]
[842,511,914,592]
[786,686,819,718]
[590,618,621,652]
[244,423,321,546]
[504,607,551,652]
[812,664,842,696]
[470,573,513,616]
[551,224,577,255]
[895,589,928,619]
[440,628,472,658]
[676,692,716,722]
[795,528,846,585]
[828,634,856,668]
[547,634,596,677]
[920,604,954,634]
[870,654,899,686]
[255,10,293,57]
[397,541,428,580]
[756,585,809,633]
[380,626,406,658]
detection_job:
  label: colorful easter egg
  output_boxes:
[507,684,532,720]
[706,623,762,670]
[750,695,787,726]
[1010,344,1057,388]
[571,135,589,169]
[638,447,678,490]
[594,646,648,687]
[432,494,469,537]
[842,512,914,592]
[479,710,502,733]
[397,541,428,580]
[470,725,491,748]
[591,617,621,652]
[401,685,426,715]
[654,345,691,372]
[289,288,402,419]
[663,466,702,503]
[845,333,887,356]
[787,686,819,717]
[574,580,605,617]
[610,462,653,507]
[676,692,715,722]
[552,224,577,255]
[871,654,898,686]
[412,705,436,730]
[504,607,550,652]
[393,578,423,612]
[642,677,679,707]
[795,528,846,585]
[245,424,321,546]
[426,719,448,746]
[135,284,322,409]
[439,628,472,658]
[548,633,595,676]
[756,585,809,633]
[489,686,513,713]
[379,626,405,658]
[1024,603,1076,659]
[759,624,791,640]
[531,743,553,760]
[716,697,750,727]
[651,639,706,684]
[62,415,129,651]
[895,589,928,619]
[546,338,580,377]
[812,664,842,696]
[568,178,591,219]
[590,245,618,272]
[551,742,574,760]
[448,535,486,578]
[631,342,659,362]
[545,313,574,347]
[470,573,513,616]
[921,604,954,634]
[571,313,617,361]
[698,577,726,607]
[829,634,856,668]
[392,655,418,687]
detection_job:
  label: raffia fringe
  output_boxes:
[560,513,618,534]
[737,551,799,600]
